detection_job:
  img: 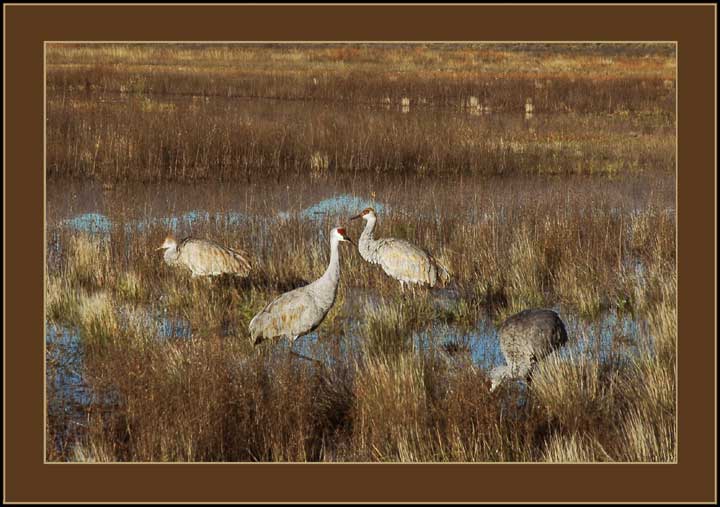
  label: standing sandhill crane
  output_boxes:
[156,235,252,278]
[350,207,450,291]
[489,308,568,391]
[249,227,353,356]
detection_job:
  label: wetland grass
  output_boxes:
[46,175,676,462]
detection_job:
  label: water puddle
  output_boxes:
[564,310,644,362]
[413,320,504,370]
[158,314,193,339]
[46,324,91,408]
[297,194,386,221]
[63,212,113,234]
[59,194,387,236]
[62,210,249,235]
[47,308,193,396]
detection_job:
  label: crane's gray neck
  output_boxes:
[361,215,377,241]
[489,365,510,392]
[319,237,341,287]
[358,216,380,263]
[489,362,534,392]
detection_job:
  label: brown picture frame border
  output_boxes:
[5,4,716,503]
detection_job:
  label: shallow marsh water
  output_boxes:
[46,174,670,357]
[46,294,647,459]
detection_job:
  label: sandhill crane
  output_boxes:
[350,207,449,291]
[489,308,568,391]
[156,235,252,278]
[249,227,353,357]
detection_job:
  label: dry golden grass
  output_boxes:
[77,291,116,333]
[116,270,144,301]
[352,353,430,461]
[554,261,603,319]
[46,274,78,323]
[533,352,611,431]
[541,432,604,462]
[617,407,675,462]
[360,297,435,358]
[66,234,111,287]
[506,225,546,312]
[70,441,115,463]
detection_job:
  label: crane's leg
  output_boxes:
[289,349,318,363]
[289,337,324,367]
[290,336,320,362]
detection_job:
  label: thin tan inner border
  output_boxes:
[43,40,679,465]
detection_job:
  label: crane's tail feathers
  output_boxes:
[228,247,253,275]
[434,257,452,286]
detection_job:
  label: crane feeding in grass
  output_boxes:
[249,227,354,357]
[156,235,252,278]
[489,308,568,392]
[350,207,450,291]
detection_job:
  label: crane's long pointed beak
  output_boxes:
[349,213,362,220]
[155,246,165,251]
[343,236,355,246]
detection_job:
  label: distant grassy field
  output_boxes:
[46,43,676,462]
[46,43,675,181]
